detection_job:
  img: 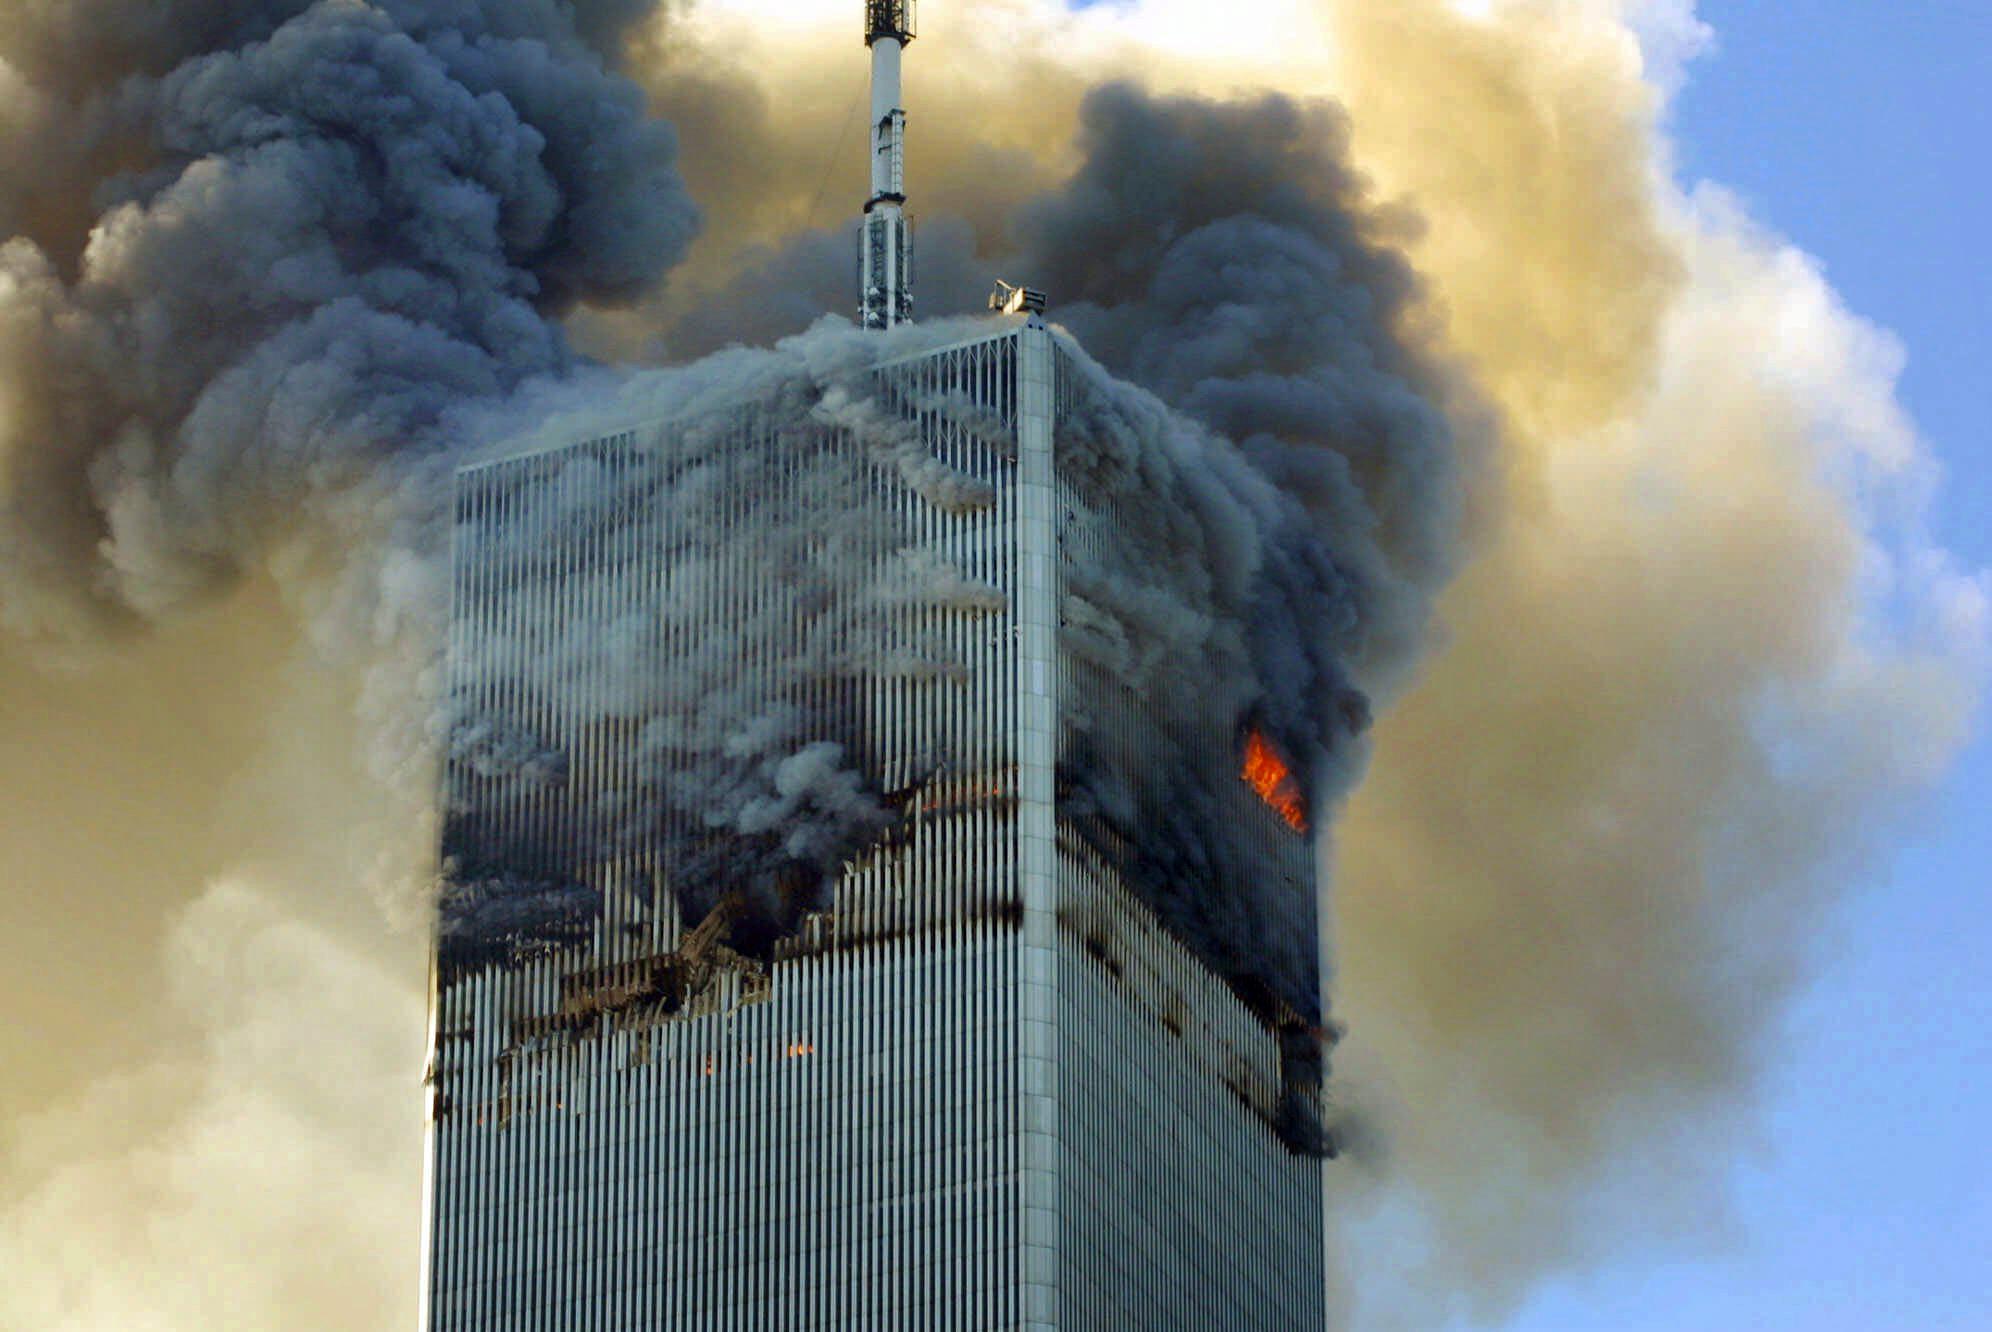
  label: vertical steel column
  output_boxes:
[1013,324,1061,1329]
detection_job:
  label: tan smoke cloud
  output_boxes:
[0,876,426,1332]
[1327,0,1684,439]
[0,587,434,1328]
[0,1,1982,1327]
[1317,1,1984,1323]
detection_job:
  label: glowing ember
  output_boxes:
[1242,729,1309,833]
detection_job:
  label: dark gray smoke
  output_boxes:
[1010,85,1469,693]
[0,0,696,641]
[0,4,1464,1071]
[668,82,1471,699]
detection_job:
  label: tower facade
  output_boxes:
[420,325,1329,1329]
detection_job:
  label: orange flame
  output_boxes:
[1242,729,1309,834]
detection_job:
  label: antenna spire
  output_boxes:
[860,1,915,329]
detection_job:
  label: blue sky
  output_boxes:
[1493,5,1991,1329]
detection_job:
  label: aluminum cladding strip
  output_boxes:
[1015,323,1062,1330]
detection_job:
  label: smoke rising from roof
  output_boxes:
[0,1,1984,1329]
[659,77,1476,723]
[435,313,1367,1026]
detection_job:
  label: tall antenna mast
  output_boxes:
[860,0,915,329]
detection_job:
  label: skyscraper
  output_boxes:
[421,8,1329,1329]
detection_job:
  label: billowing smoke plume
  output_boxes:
[1318,5,1984,1323]
[0,0,695,647]
[1010,85,1467,686]
[666,80,1471,691]
[0,0,1436,1039]
[1,2,1984,1330]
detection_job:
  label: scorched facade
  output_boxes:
[421,323,1329,1330]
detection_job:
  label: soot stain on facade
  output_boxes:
[425,324,1342,1328]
